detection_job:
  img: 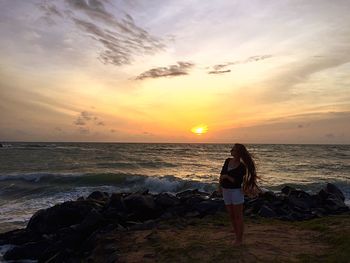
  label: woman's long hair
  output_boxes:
[234,143,261,197]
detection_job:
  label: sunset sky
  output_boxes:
[1,0,349,143]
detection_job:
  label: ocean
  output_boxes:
[0,142,349,232]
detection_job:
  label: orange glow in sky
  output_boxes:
[191,125,208,136]
[0,1,349,144]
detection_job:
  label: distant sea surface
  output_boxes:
[0,142,349,232]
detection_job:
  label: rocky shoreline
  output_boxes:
[0,183,348,262]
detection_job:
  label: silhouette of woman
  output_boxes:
[218,143,260,246]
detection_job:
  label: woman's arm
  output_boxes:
[221,174,235,183]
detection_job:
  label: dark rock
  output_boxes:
[159,211,176,220]
[258,205,277,218]
[0,229,40,246]
[288,194,314,211]
[73,209,105,232]
[184,195,207,206]
[281,186,297,196]
[40,248,80,263]
[54,227,84,248]
[260,191,278,202]
[244,207,254,216]
[163,205,187,217]
[275,207,290,218]
[106,193,127,211]
[245,198,264,214]
[106,251,119,263]
[154,193,180,208]
[87,191,109,201]
[124,194,158,220]
[324,196,349,213]
[184,211,201,217]
[135,189,150,195]
[326,183,345,202]
[318,189,330,200]
[102,208,128,224]
[193,199,224,215]
[176,189,209,200]
[27,200,103,234]
[210,190,222,198]
[128,219,157,230]
[124,194,156,211]
[4,240,51,260]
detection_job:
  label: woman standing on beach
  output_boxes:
[219,143,260,246]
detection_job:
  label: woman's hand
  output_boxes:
[221,174,235,183]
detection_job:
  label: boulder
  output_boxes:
[0,229,40,246]
[176,189,209,200]
[123,193,158,220]
[281,186,297,196]
[245,198,264,214]
[105,193,127,211]
[323,196,349,213]
[325,183,345,202]
[258,204,277,218]
[210,190,222,198]
[288,194,314,211]
[154,193,180,208]
[4,240,51,261]
[318,189,330,200]
[27,200,102,234]
[260,191,278,202]
[73,209,105,232]
[39,248,80,263]
[193,199,224,216]
[184,195,207,206]
[87,191,109,201]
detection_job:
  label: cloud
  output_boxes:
[259,52,350,103]
[208,54,272,74]
[135,62,194,80]
[65,0,115,25]
[74,117,86,125]
[36,0,164,66]
[208,69,231,74]
[80,110,93,120]
[74,111,104,126]
[214,111,350,144]
[37,1,63,25]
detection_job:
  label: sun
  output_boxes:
[191,125,208,135]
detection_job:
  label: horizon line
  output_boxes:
[1,140,349,146]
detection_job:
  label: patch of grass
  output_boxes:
[148,222,243,263]
[295,214,350,263]
[116,211,350,263]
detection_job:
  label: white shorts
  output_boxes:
[222,187,244,205]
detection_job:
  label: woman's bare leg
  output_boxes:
[225,205,236,236]
[232,204,244,245]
